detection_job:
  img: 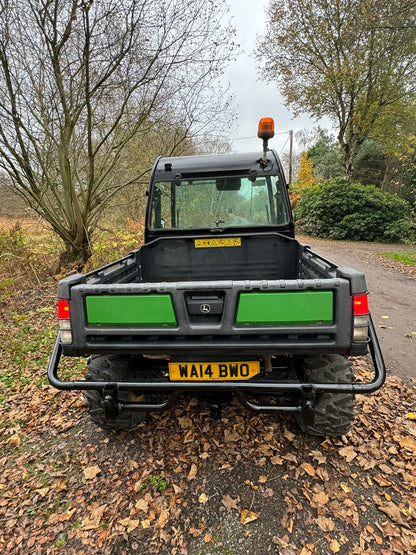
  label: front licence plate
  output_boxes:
[169,361,260,381]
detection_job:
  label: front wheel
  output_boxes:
[84,355,147,431]
[297,354,355,437]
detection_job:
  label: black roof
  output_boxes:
[152,149,283,180]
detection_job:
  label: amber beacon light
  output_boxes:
[257,117,275,140]
[258,117,275,165]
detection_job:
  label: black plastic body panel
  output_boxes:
[56,234,368,359]
[141,232,300,282]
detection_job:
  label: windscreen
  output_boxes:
[150,176,289,230]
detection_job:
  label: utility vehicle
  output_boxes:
[48,118,385,436]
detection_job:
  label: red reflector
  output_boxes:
[57,300,70,319]
[353,295,369,315]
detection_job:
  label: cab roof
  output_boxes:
[152,150,283,180]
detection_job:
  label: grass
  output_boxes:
[380,251,416,266]
[141,473,168,493]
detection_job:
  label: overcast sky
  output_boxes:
[224,0,325,156]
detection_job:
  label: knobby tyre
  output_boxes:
[84,355,147,431]
[297,354,355,437]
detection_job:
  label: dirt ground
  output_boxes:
[1,237,416,555]
[297,236,416,382]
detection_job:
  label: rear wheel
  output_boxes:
[84,355,147,431]
[297,354,355,437]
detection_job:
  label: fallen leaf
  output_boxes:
[329,539,341,553]
[8,434,21,448]
[399,436,416,455]
[316,515,335,532]
[198,493,208,504]
[35,487,50,498]
[118,518,139,533]
[135,499,149,513]
[270,454,283,465]
[156,509,169,529]
[222,494,239,512]
[341,483,351,494]
[301,462,316,477]
[83,465,101,480]
[189,527,204,537]
[187,463,197,481]
[312,490,329,507]
[374,474,392,487]
[141,519,151,529]
[54,479,67,492]
[283,429,295,441]
[379,502,405,525]
[310,450,327,464]
[281,511,295,533]
[240,509,258,524]
[60,508,76,522]
[378,464,393,475]
[81,504,107,530]
[338,446,357,462]
[263,488,274,498]
[282,453,297,464]
[204,533,213,543]
[258,475,268,483]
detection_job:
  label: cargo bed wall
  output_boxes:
[140,233,301,282]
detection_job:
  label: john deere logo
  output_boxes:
[200,304,211,314]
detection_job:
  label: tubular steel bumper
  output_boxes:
[47,316,385,415]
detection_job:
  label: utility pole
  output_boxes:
[288,130,293,186]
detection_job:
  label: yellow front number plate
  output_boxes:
[169,361,260,381]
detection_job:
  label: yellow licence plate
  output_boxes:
[169,361,260,381]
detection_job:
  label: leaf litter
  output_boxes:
[0,285,415,554]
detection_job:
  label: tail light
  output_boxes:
[353,294,369,341]
[57,299,72,344]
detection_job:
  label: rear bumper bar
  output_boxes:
[47,316,385,415]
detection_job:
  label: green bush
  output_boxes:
[295,179,412,242]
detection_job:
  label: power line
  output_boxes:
[232,131,289,141]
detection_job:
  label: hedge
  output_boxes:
[295,179,413,242]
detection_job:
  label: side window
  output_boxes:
[151,183,172,228]
[274,178,289,224]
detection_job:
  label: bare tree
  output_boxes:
[0,0,236,264]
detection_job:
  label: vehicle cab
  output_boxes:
[145,149,294,244]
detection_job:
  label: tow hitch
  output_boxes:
[103,384,120,420]
[301,385,316,427]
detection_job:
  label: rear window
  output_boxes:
[150,176,289,230]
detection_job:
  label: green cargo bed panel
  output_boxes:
[86,295,177,326]
[236,291,333,326]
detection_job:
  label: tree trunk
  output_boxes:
[57,226,93,269]
[339,135,363,180]
[381,156,397,193]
